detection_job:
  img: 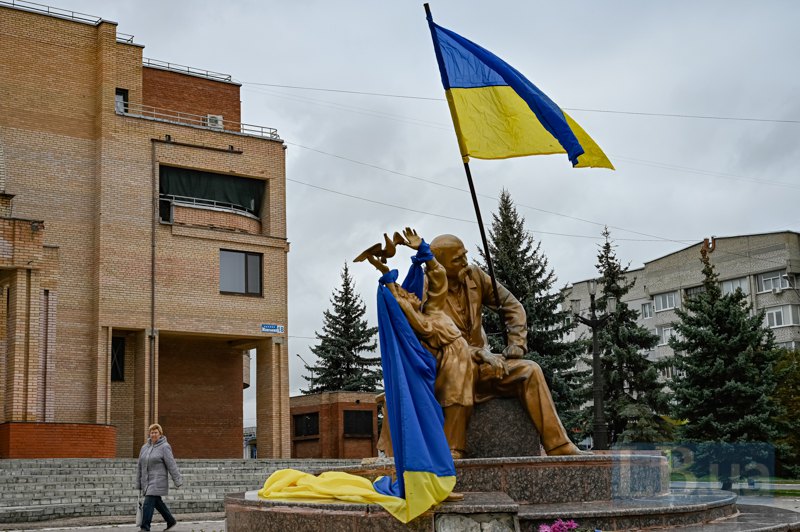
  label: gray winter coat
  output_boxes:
[136,436,183,496]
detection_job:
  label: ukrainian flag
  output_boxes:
[428,12,614,169]
[258,269,455,523]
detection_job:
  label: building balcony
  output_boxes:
[117,101,280,141]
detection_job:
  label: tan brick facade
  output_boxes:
[0,5,289,458]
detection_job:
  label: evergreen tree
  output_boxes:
[477,189,589,438]
[773,348,800,478]
[593,228,670,446]
[301,263,382,393]
[668,245,783,489]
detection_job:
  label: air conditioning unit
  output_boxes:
[205,114,224,130]
[773,286,784,295]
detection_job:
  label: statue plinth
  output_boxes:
[466,398,542,458]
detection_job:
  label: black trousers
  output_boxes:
[141,495,176,531]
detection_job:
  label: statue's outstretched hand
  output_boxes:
[402,227,423,250]
[503,345,525,359]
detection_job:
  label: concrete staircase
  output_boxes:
[0,458,356,524]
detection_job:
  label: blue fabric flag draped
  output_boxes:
[373,268,456,504]
[400,240,433,301]
[258,258,455,523]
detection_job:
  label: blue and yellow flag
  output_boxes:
[258,268,455,523]
[427,12,613,169]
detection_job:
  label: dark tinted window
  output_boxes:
[343,410,373,437]
[294,413,319,437]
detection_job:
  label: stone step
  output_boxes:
[0,484,266,504]
[517,489,739,531]
[0,472,269,484]
[0,459,359,525]
[0,500,225,523]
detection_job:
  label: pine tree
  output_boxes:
[477,189,589,437]
[668,245,783,489]
[773,348,800,478]
[593,228,669,446]
[301,263,382,393]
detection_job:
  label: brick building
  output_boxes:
[567,231,800,376]
[0,2,290,459]
[290,392,378,459]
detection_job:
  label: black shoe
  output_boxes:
[165,522,177,531]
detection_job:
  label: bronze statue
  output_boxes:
[359,229,585,458]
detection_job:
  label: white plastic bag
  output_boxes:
[135,494,142,527]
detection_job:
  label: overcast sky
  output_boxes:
[41,0,800,426]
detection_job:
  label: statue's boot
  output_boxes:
[546,441,592,456]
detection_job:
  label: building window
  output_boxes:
[657,325,675,346]
[343,410,373,437]
[641,302,653,319]
[111,337,125,382]
[685,286,705,299]
[721,277,750,296]
[115,88,129,113]
[220,250,262,296]
[764,305,800,328]
[757,270,790,293]
[293,413,319,437]
[653,291,678,312]
[776,341,797,350]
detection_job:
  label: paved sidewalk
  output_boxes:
[1,514,226,532]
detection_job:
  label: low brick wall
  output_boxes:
[0,422,116,458]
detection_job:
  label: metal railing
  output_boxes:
[143,58,234,83]
[0,0,101,24]
[118,101,281,141]
[2,0,138,43]
[116,32,135,44]
[161,194,259,220]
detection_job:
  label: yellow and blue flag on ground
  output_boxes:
[427,12,614,169]
[258,266,455,523]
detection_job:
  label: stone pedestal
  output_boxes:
[465,398,541,458]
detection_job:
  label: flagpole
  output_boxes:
[462,161,508,345]
[426,2,508,346]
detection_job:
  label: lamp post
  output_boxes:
[571,279,617,451]
[297,353,315,382]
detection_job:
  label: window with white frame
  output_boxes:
[763,305,800,328]
[776,341,797,350]
[756,270,790,293]
[721,277,750,296]
[641,302,653,319]
[657,325,676,346]
[653,291,678,312]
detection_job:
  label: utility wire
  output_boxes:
[286,142,794,267]
[242,81,799,125]
[286,141,693,243]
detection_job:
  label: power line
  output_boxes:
[286,141,694,243]
[242,81,799,125]
[243,81,442,101]
[286,142,796,268]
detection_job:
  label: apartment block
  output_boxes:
[567,232,800,376]
[0,2,290,458]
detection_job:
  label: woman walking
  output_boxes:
[137,423,183,531]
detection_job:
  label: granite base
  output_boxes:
[466,398,542,458]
